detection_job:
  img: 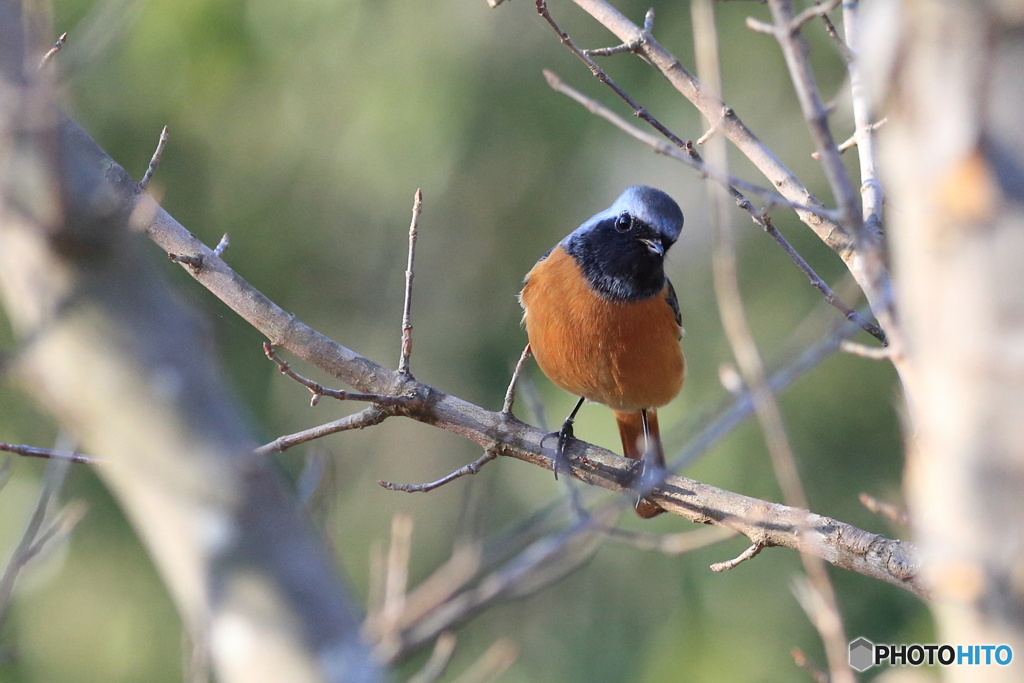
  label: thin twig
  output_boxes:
[745,17,775,34]
[840,340,891,360]
[254,406,393,456]
[38,32,67,70]
[583,39,641,57]
[140,125,169,191]
[790,0,841,32]
[841,0,892,319]
[813,0,854,62]
[406,633,457,683]
[0,441,96,465]
[709,542,765,571]
[859,493,910,527]
[695,111,728,145]
[264,343,414,408]
[811,118,888,159]
[399,189,422,377]
[792,647,830,683]
[502,344,532,414]
[211,234,229,258]
[380,448,499,493]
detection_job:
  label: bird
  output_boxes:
[519,185,685,518]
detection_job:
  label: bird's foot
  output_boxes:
[542,418,575,481]
[629,453,666,519]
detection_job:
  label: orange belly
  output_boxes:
[520,246,684,411]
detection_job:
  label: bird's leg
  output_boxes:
[634,409,665,514]
[553,396,585,480]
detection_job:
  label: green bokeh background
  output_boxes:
[0,0,924,681]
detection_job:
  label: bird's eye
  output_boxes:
[615,212,632,232]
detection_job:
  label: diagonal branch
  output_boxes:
[0,441,97,464]
[38,112,924,595]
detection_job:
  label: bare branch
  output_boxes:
[583,38,641,57]
[812,118,888,159]
[212,233,229,258]
[264,343,416,408]
[0,441,96,465]
[790,0,841,33]
[38,32,67,70]
[859,493,910,527]
[745,17,775,35]
[840,340,892,360]
[709,542,764,571]
[841,0,892,321]
[502,344,532,414]
[399,189,422,377]
[255,406,393,456]
[140,125,169,191]
[380,448,499,493]
[813,1,854,63]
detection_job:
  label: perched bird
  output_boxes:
[519,185,685,518]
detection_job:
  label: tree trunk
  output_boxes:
[871,1,1024,678]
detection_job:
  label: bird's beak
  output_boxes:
[640,238,664,256]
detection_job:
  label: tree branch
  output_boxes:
[23,107,922,595]
[0,441,97,464]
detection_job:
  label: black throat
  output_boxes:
[563,218,667,302]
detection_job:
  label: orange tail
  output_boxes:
[614,410,666,519]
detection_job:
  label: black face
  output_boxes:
[563,211,675,302]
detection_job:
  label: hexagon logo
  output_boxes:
[849,637,875,672]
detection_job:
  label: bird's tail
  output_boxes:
[614,409,666,519]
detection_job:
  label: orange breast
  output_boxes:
[520,246,685,411]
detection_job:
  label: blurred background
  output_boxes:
[0,0,923,681]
